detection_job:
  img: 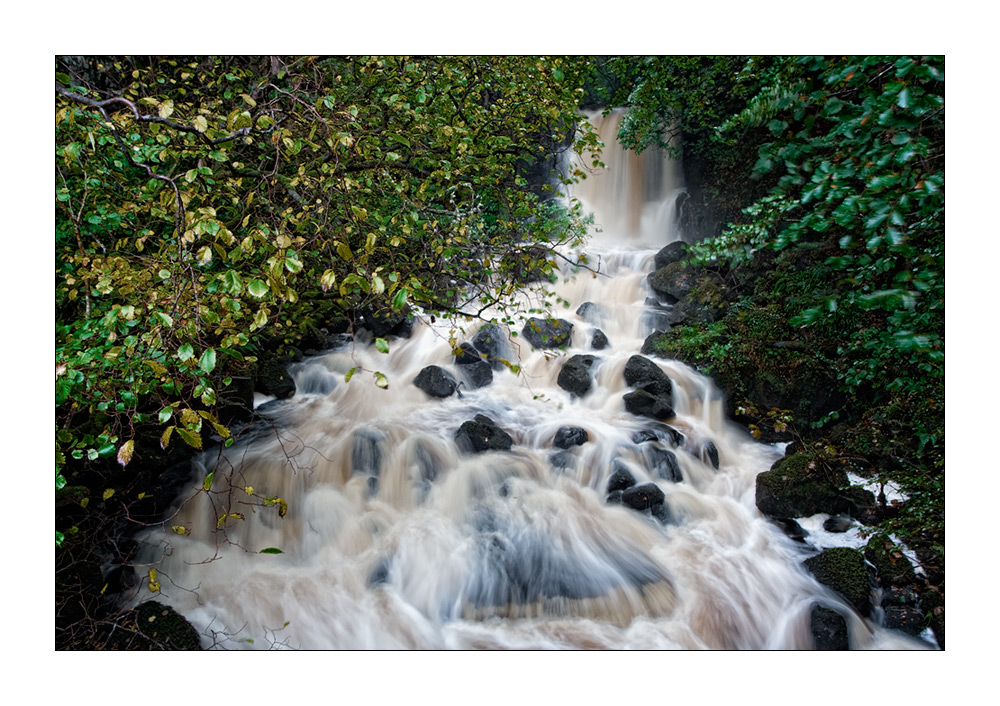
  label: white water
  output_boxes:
[127,111,931,650]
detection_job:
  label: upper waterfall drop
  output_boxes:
[567,108,686,250]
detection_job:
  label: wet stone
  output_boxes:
[557,355,596,397]
[472,324,513,370]
[414,365,458,398]
[522,317,574,349]
[553,426,589,449]
[700,440,720,469]
[591,329,610,350]
[811,605,850,650]
[455,414,514,454]
[621,482,666,513]
[606,465,636,494]
[823,514,854,533]
[644,446,683,483]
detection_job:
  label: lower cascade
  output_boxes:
[127,116,933,651]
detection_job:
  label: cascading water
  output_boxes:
[127,110,931,650]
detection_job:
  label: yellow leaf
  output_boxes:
[147,568,160,592]
[244,485,254,496]
[103,488,115,501]
[171,525,187,535]
[117,439,134,468]
[192,115,208,132]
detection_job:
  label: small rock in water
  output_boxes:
[606,465,636,493]
[591,328,610,350]
[576,301,604,323]
[455,414,514,454]
[623,389,675,419]
[553,426,589,449]
[414,365,458,398]
[644,446,683,483]
[456,359,493,389]
[472,323,513,370]
[770,518,809,542]
[810,605,850,650]
[621,483,666,513]
[823,514,854,533]
[700,440,720,469]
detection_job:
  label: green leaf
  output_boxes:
[177,428,203,450]
[198,348,217,374]
[203,471,214,491]
[374,371,389,389]
[391,288,408,310]
[145,359,168,375]
[344,367,357,382]
[375,337,389,354]
[177,344,195,362]
[159,407,174,424]
[248,279,269,298]
[259,547,284,554]
[552,68,564,82]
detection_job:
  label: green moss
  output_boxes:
[803,547,871,617]
[755,449,847,518]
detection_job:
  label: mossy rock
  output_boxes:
[864,538,917,588]
[803,547,871,617]
[755,450,847,518]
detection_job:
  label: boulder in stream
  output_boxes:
[522,317,574,349]
[413,365,458,398]
[557,354,597,397]
[810,605,850,650]
[803,547,872,617]
[472,324,514,370]
[553,426,589,449]
[455,414,514,454]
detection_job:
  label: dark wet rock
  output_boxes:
[700,440,720,469]
[576,301,605,324]
[654,241,688,271]
[883,605,925,636]
[591,328,610,350]
[133,601,202,650]
[666,293,728,326]
[352,429,385,477]
[606,465,636,493]
[522,317,574,349]
[553,426,589,449]
[472,324,514,370]
[839,485,880,524]
[644,446,683,483]
[755,450,848,519]
[770,518,809,542]
[215,375,255,425]
[803,547,872,617]
[253,359,296,399]
[623,355,673,399]
[633,424,684,447]
[456,359,493,389]
[455,414,514,454]
[810,605,849,650]
[632,430,658,444]
[647,261,698,304]
[864,539,917,588]
[414,365,458,398]
[823,514,854,533]
[454,341,484,365]
[621,482,666,513]
[623,389,675,420]
[557,354,596,397]
[359,304,413,339]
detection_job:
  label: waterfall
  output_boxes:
[127,111,931,650]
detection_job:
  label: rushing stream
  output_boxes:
[129,110,931,650]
